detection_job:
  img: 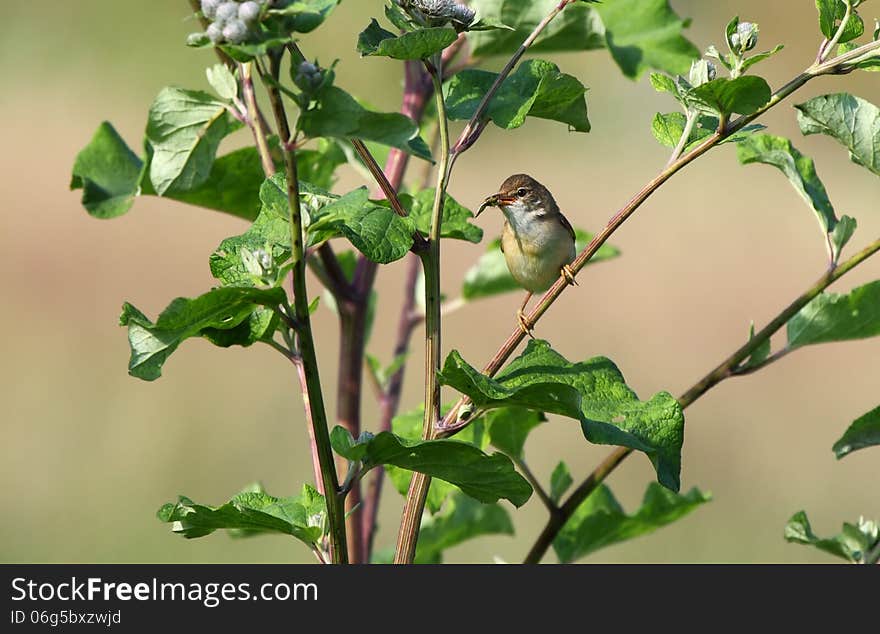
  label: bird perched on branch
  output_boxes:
[477,174,577,337]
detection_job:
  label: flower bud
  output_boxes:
[728,21,759,55]
[201,0,222,20]
[688,59,716,87]
[238,1,261,24]
[206,21,224,44]
[222,19,249,44]
[215,2,240,25]
[403,0,475,29]
[294,61,325,92]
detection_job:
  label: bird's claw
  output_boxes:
[561,264,578,287]
[517,309,535,339]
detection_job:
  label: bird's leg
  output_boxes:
[517,292,534,338]
[561,264,578,287]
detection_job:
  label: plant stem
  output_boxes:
[666,110,697,168]
[393,58,451,565]
[818,0,853,63]
[523,236,880,563]
[263,53,347,564]
[513,457,559,517]
[453,0,578,155]
[362,253,421,559]
[240,63,276,177]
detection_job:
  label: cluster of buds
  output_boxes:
[727,20,759,56]
[199,0,267,44]
[241,247,277,284]
[689,58,717,87]
[399,0,475,30]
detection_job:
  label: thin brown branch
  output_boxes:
[523,236,880,563]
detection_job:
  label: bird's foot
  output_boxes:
[517,309,535,339]
[561,264,578,287]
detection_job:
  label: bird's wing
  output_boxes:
[558,212,576,242]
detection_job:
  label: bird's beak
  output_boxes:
[476,192,513,217]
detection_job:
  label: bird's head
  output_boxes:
[476,173,559,219]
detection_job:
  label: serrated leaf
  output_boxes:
[119,287,286,381]
[785,511,879,563]
[300,86,432,161]
[796,94,880,177]
[595,0,699,78]
[157,484,325,547]
[815,0,865,43]
[404,189,483,243]
[689,76,771,117]
[553,483,711,562]
[833,405,880,459]
[467,0,605,57]
[206,64,238,100]
[549,461,573,504]
[70,122,143,219]
[145,87,233,195]
[210,174,323,287]
[445,59,590,132]
[309,187,416,264]
[386,405,491,513]
[786,280,880,351]
[462,230,619,301]
[358,19,458,60]
[439,340,685,491]
[329,426,532,506]
[415,493,514,564]
[736,134,842,250]
[486,407,545,460]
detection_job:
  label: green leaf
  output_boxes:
[736,134,842,250]
[300,86,432,160]
[71,122,268,222]
[297,139,347,190]
[405,189,483,243]
[549,461,573,504]
[358,20,458,60]
[467,0,605,57]
[70,122,143,219]
[740,321,771,371]
[689,76,771,117]
[119,287,286,381]
[785,511,879,563]
[816,0,865,43]
[786,280,880,350]
[830,215,857,261]
[309,187,416,264]
[740,44,785,73]
[206,63,238,101]
[650,112,764,150]
[554,483,711,562]
[145,87,233,195]
[157,484,325,547]
[415,493,514,564]
[329,426,532,506]
[385,406,490,513]
[485,407,545,460]
[462,230,619,301]
[595,0,699,78]
[796,94,880,177]
[439,340,685,491]
[210,174,303,287]
[833,405,880,459]
[445,59,590,132]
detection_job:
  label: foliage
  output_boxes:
[71,0,880,565]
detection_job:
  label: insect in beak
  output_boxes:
[476,193,500,217]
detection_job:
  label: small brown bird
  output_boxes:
[476,174,577,337]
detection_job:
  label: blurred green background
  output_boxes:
[3,1,878,563]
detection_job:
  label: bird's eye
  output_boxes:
[516,187,528,197]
